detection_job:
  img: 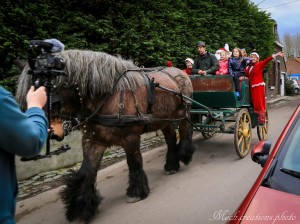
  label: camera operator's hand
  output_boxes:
[26,86,47,109]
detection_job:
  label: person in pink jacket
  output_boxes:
[215,50,229,75]
[244,51,285,125]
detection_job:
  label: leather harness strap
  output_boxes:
[142,73,155,114]
[81,69,157,127]
[74,67,187,127]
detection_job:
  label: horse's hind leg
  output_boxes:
[60,141,103,223]
[178,119,195,165]
[125,136,150,203]
[161,124,180,174]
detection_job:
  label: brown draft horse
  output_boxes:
[16,50,195,223]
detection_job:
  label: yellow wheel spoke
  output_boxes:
[235,109,252,158]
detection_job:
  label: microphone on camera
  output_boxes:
[43,38,65,53]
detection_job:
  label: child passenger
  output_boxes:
[228,47,247,98]
[182,58,194,75]
[215,50,228,75]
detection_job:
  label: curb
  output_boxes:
[267,95,295,106]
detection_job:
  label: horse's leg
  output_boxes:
[178,118,195,165]
[161,124,180,174]
[125,135,150,203]
[60,140,103,223]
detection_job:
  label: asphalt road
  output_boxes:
[16,96,300,224]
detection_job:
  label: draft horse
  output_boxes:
[16,50,195,223]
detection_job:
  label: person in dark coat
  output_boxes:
[192,41,219,75]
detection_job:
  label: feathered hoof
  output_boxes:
[165,170,177,175]
[126,196,142,203]
[179,155,192,165]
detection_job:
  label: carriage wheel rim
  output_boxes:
[257,111,269,140]
[235,109,252,158]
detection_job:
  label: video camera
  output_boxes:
[27,39,66,88]
[20,39,71,162]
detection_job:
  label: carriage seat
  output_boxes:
[190,75,249,108]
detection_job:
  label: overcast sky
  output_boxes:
[250,0,300,38]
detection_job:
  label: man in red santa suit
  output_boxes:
[244,51,285,125]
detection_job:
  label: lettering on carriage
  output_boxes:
[209,209,297,223]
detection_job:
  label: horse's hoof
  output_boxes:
[126,196,141,203]
[165,170,177,175]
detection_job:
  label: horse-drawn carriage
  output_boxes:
[16,46,269,223]
[188,74,268,158]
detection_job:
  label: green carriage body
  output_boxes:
[190,74,250,109]
[188,74,268,158]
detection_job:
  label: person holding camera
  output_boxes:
[244,51,285,125]
[0,85,48,223]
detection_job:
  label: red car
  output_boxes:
[227,105,300,224]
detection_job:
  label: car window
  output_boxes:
[265,113,300,196]
[282,118,300,173]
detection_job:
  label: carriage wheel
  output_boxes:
[257,111,269,140]
[201,115,216,139]
[234,109,252,158]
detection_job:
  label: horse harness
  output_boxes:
[57,67,188,133]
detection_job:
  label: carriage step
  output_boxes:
[20,145,71,161]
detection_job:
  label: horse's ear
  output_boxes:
[14,59,27,71]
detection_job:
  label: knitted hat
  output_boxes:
[250,52,259,58]
[185,58,194,65]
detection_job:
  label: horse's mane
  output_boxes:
[16,49,145,107]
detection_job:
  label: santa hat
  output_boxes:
[185,58,194,64]
[217,48,226,52]
[250,52,259,58]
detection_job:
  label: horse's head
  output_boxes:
[16,49,142,141]
[50,86,82,141]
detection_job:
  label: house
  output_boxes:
[264,20,287,100]
[286,57,300,85]
[286,57,300,74]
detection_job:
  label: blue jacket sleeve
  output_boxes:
[0,87,49,157]
[228,58,234,76]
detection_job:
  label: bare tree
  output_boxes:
[294,33,300,57]
[283,33,294,57]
